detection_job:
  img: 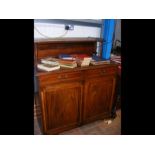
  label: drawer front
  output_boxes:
[84,67,117,78]
[39,71,82,86]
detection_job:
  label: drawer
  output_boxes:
[84,67,117,78]
[39,71,82,86]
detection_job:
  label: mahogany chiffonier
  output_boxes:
[34,38,118,134]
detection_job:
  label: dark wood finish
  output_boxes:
[35,38,118,134]
[36,64,117,77]
[40,82,82,134]
[34,93,41,118]
[34,38,103,44]
[39,71,82,86]
[84,67,117,79]
[34,38,103,65]
[83,76,116,124]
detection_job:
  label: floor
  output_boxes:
[34,109,121,135]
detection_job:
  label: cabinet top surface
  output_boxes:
[35,62,119,77]
[34,37,103,44]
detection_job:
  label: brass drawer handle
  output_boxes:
[58,75,62,79]
[100,70,106,75]
[64,74,68,79]
[58,74,68,79]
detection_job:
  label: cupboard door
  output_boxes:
[40,82,82,134]
[83,76,116,123]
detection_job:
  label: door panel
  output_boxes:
[41,82,82,133]
[83,76,115,122]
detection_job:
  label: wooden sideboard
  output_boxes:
[34,38,118,134]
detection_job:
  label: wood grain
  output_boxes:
[35,38,118,134]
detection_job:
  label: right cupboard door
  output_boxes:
[83,76,116,124]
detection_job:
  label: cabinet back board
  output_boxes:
[34,38,103,63]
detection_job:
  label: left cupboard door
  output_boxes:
[40,82,82,134]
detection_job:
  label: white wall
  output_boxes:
[34,23,101,39]
[113,19,121,47]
